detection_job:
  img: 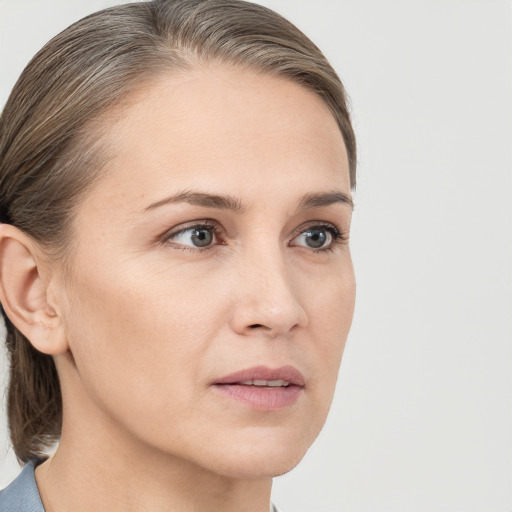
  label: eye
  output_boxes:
[290,224,343,251]
[164,222,219,249]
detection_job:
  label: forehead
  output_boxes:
[82,65,350,212]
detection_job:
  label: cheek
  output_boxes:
[307,254,355,340]
[61,262,222,422]
[306,259,355,405]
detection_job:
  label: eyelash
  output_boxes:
[160,220,347,253]
[160,220,223,253]
[299,222,347,253]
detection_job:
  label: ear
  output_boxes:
[0,223,68,355]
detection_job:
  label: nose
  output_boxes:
[229,249,308,338]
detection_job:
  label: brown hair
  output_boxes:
[0,0,356,463]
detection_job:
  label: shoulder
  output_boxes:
[0,459,45,512]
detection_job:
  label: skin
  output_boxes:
[1,65,355,511]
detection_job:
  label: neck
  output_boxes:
[35,366,273,512]
[36,431,273,512]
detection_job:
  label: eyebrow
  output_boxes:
[296,191,354,211]
[144,189,353,213]
[144,190,245,213]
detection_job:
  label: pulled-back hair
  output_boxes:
[0,0,356,463]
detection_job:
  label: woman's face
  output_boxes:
[55,65,355,478]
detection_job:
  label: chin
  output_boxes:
[213,452,306,479]
[183,408,329,479]
[200,433,313,479]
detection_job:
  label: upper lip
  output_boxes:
[214,365,305,386]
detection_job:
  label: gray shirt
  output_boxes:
[0,460,283,511]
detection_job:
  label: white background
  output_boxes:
[1,1,511,511]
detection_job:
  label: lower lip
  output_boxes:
[213,384,303,411]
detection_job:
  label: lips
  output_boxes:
[214,365,305,387]
[213,366,305,411]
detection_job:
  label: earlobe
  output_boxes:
[0,223,68,355]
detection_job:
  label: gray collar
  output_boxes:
[0,459,45,512]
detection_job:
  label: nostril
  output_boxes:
[249,324,265,329]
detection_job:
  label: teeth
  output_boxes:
[240,379,290,387]
[267,379,289,387]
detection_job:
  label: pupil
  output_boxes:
[192,228,213,247]
[306,228,327,248]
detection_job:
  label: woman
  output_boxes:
[0,1,356,510]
